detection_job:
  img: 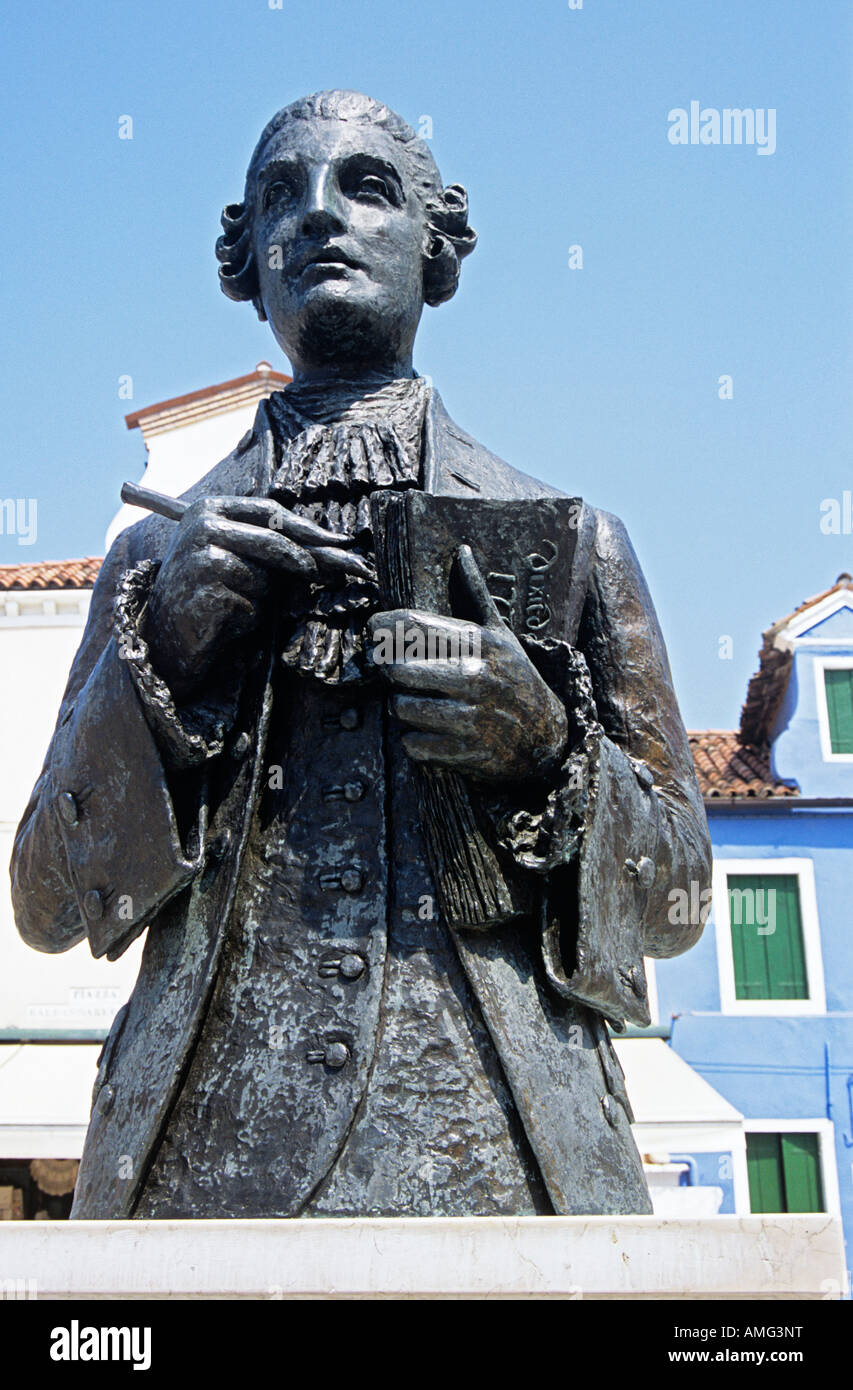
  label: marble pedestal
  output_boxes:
[0,1214,846,1300]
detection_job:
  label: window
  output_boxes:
[815,658,853,762]
[824,667,853,754]
[727,873,806,1000]
[712,859,826,1015]
[746,1132,824,1213]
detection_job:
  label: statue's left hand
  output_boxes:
[366,546,568,782]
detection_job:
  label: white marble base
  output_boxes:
[0,1214,845,1300]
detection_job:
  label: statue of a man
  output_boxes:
[11,91,711,1219]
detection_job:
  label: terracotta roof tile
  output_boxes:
[0,557,103,591]
[739,573,853,746]
[688,730,798,800]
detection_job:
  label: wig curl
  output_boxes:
[215,90,477,320]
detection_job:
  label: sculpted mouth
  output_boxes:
[301,247,364,274]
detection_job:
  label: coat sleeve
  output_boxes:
[498,508,712,1027]
[10,527,207,962]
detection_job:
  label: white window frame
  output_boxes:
[814,656,853,763]
[712,858,826,1016]
[744,1118,840,1218]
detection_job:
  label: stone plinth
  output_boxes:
[0,1214,846,1300]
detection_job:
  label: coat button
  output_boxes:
[83,890,104,920]
[636,856,655,890]
[624,857,655,888]
[340,868,363,893]
[339,707,360,730]
[338,952,366,980]
[57,791,79,827]
[324,1041,350,1069]
[97,1083,115,1114]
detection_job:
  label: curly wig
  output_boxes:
[215,91,477,321]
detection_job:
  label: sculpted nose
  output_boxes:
[300,166,346,237]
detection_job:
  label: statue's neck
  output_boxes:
[280,370,427,430]
[288,363,416,392]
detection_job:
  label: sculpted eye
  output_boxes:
[263,179,295,211]
[339,165,397,204]
[357,174,391,200]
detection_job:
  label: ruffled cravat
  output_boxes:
[267,376,429,683]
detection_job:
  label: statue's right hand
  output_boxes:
[142,496,322,702]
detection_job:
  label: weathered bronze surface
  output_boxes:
[11,91,711,1219]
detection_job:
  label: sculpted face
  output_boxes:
[250,117,429,379]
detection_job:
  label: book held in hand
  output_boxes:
[371,491,583,929]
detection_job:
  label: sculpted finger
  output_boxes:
[391,694,477,736]
[310,546,376,581]
[198,516,318,575]
[367,608,480,640]
[374,657,484,695]
[201,497,351,549]
[450,545,508,631]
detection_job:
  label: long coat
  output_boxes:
[11,390,711,1219]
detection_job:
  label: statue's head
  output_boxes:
[215,91,477,377]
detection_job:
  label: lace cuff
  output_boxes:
[113,559,235,771]
[490,637,604,875]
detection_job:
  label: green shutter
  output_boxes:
[747,1133,784,1212]
[747,1132,824,1214]
[727,873,808,1000]
[780,1133,824,1212]
[824,668,853,754]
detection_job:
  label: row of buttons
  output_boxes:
[308,700,369,1073]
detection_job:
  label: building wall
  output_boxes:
[657,805,853,1280]
[0,596,143,1040]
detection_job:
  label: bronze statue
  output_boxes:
[11,91,711,1219]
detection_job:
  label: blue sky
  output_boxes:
[1,0,851,728]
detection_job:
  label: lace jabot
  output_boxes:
[266,376,429,684]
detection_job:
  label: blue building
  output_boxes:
[653,572,853,1282]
